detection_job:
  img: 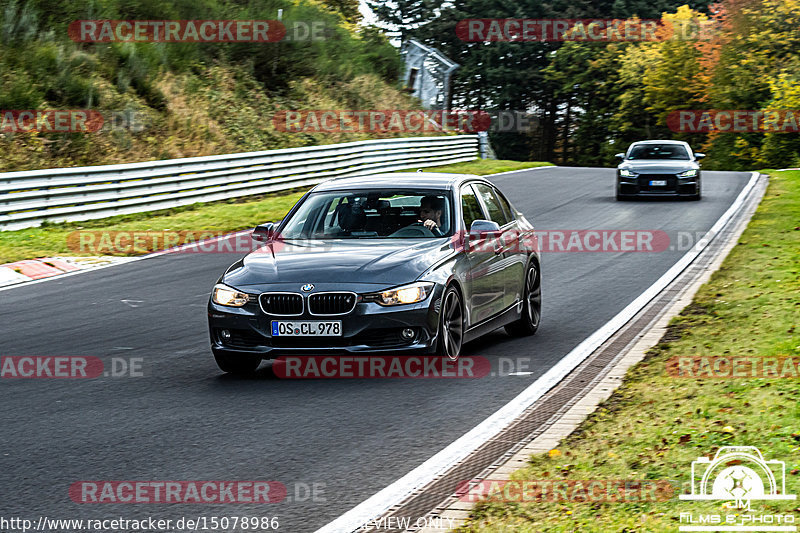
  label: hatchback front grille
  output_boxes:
[259,293,303,315]
[308,292,357,315]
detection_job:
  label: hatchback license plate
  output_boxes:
[649,180,667,186]
[271,321,342,336]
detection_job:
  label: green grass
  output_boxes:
[0,159,551,263]
[417,159,553,175]
[459,170,800,533]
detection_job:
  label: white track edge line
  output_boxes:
[314,171,761,533]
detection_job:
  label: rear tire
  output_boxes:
[506,261,541,337]
[214,352,261,375]
[436,286,464,361]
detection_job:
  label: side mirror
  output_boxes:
[252,222,275,242]
[694,153,706,160]
[614,153,626,160]
[466,220,502,253]
[469,219,501,234]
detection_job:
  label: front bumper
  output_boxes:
[617,173,699,197]
[208,285,443,358]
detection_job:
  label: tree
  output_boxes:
[320,0,363,25]
[363,0,437,42]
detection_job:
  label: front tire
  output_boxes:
[436,286,464,361]
[506,261,541,337]
[214,351,261,375]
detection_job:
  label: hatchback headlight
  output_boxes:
[367,282,434,306]
[619,169,636,178]
[212,284,250,307]
[678,169,698,178]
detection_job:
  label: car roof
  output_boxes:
[311,172,483,192]
[629,140,690,146]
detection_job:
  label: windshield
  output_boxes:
[279,189,453,239]
[628,144,690,160]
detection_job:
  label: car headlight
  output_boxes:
[367,282,434,306]
[678,169,698,178]
[212,284,250,307]
[619,169,636,178]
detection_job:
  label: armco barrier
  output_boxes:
[0,135,479,231]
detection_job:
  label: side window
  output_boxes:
[494,188,515,222]
[474,183,509,226]
[460,185,485,230]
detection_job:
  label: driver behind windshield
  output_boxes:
[418,195,445,236]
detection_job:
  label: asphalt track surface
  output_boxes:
[0,167,751,532]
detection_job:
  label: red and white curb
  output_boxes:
[0,256,136,287]
[0,229,253,292]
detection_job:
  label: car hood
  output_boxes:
[618,159,699,173]
[223,238,455,287]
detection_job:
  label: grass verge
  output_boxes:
[0,159,551,263]
[417,159,553,175]
[458,170,800,532]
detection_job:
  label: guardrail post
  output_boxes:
[478,131,495,159]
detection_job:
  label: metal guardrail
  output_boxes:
[0,135,479,231]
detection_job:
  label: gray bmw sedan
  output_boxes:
[207,173,541,374]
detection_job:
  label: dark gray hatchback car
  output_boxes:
[207,173,541,374]
[615,140,705,200]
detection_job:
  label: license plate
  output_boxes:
[649,180,667,186]
[271,321,342,337]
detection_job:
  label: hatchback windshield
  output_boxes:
[628,144,690,160]
[279,189,453,239]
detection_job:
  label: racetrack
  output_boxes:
[0,167,751,532]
